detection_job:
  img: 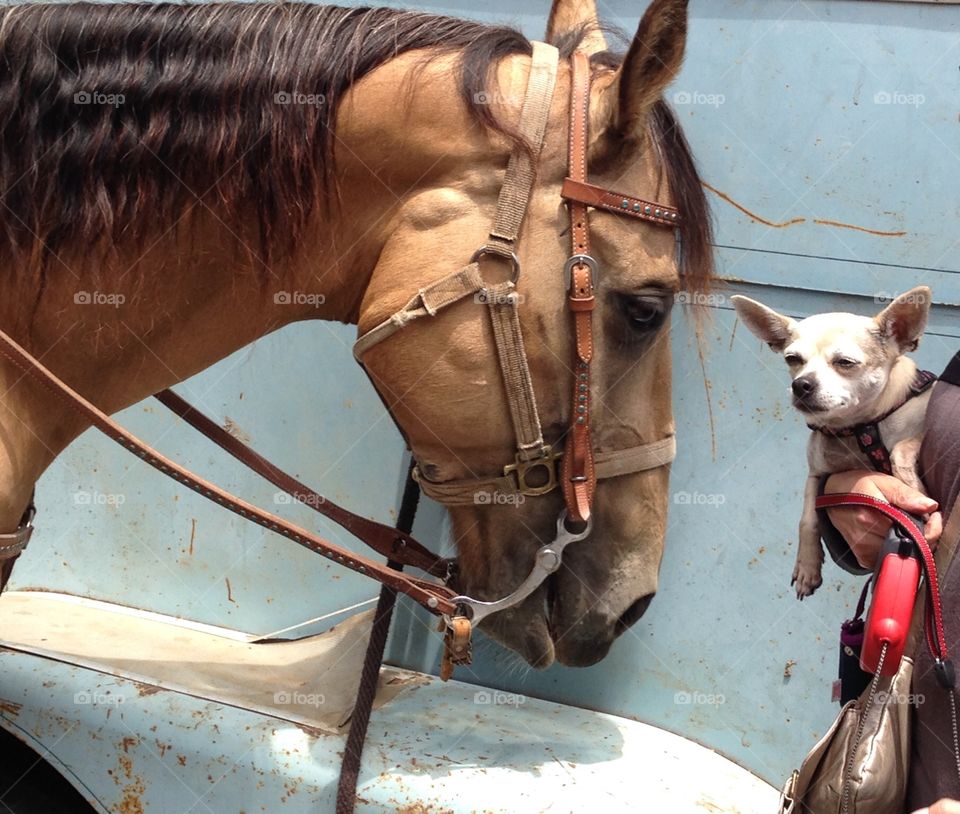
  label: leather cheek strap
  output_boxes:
[562,49,597,525]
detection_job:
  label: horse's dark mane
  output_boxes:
[0,4,712,292]
[0,2,529,276]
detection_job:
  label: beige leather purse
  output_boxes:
[779,497,960,814]
[779,634,916,813]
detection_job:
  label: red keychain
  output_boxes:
[860,515,923,675]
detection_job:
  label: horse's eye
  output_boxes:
[620,295,668,333]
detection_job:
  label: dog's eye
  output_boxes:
[784,353,803,366]
[834,358,859,369]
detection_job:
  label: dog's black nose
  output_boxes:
[792,375,816,398]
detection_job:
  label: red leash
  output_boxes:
[816,492,955,687]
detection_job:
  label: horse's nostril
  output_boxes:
[616,593,654,635]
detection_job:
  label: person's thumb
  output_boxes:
[880,478,938,515]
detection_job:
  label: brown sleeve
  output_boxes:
[906,351,960,810]
[919,353,960,521]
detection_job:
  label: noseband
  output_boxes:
[356,44,680,528]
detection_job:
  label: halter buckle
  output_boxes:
[564,254,598,291]
[503,446,562,497]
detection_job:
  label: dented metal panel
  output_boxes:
[0,648,777,813]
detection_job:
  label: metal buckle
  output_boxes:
[503,446,562,497]
[564,254,598,291]
[471,244,521,284]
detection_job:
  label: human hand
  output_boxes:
[824,470,941,569]
[912,798,960,814]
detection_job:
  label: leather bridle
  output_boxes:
[355,45,680,525]
[0,44,683,674]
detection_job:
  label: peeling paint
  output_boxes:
[222,417,251,444]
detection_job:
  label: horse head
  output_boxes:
[356,0,713,668]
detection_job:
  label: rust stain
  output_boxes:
[702,182,806,228]
[784,659,798,679]
[177,754,187,766]
[293,722,324,739]
[704,182,907,236]
[155,739,171,758]
[133,681,161,697]
[0,700,22,716]
[188,518,197,557]
[695,324,718,462]
[120,736,138,755]
[118,775,145,814]
[225,577,235,604]
[812,218,906,237]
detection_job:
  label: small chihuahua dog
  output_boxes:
[731,287,933,598]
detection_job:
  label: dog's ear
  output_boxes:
[730,295,797,353]
[874,286,931,353]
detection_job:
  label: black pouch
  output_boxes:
[837,578,873,705]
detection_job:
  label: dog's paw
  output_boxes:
[791,560,823,600]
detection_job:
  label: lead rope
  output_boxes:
[336,460,420,814]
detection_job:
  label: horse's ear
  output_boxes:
[598,0,688,139]
[545,0,608,54]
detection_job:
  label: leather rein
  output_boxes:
[0,44,682,673]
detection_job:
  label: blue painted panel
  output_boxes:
[2,0,957,794]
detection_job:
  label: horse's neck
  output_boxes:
[0,51,506,531]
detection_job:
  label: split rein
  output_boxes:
[0,44,683,673]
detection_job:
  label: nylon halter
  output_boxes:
[354,43,682,524]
